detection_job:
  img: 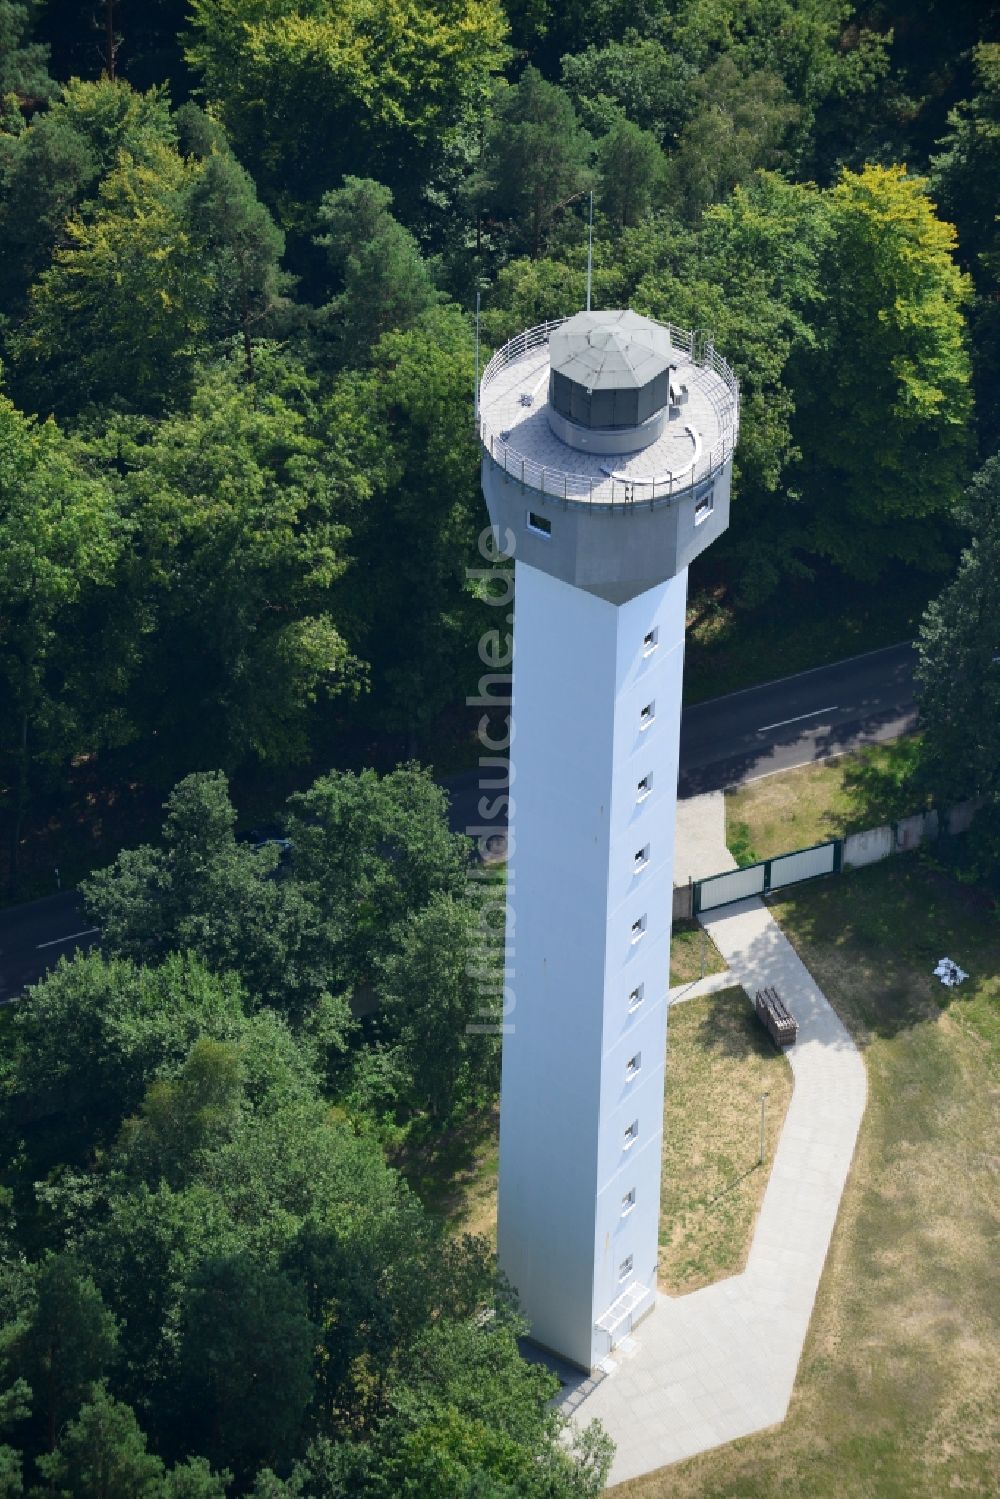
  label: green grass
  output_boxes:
[725,736,927,861]
[408,980,796,1311]
[391,1107,500,1245]
[618,858,999,1499]
[660,987,793,1294]
[669,921,727,986]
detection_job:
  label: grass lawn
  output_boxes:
[725,736,926,863]
[660,987,793,1295]
[408,981,794,1308]
[616,857,999,1499]
[669,921,727,986]
[393,1108,500,1245]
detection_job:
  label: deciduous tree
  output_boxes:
[184,0,509,225]
[0,78,174,322]
[916,456,1000,807]
[176,1258,315,1481]
[378,892,500,1119]
[0,393,120,894]
[287,765,469,995]
[793,164,972,578]
[12,141,209,414]
[325,306,484,746]
[81,773,349,1022]
[98,359,355,776]
[664,58,799,221]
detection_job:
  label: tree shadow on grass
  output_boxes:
[688,984,778,1061]
[766,861,994,1044]
[837,736,930,831]
[391,1105,498,1230]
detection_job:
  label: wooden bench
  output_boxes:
[755,986,798,1048]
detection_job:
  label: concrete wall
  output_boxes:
[672,884,693,923]
[895,811,937,850]
[481,455,732,605]
[497,562,686,1371]
[842,825,894,868]
[946,799,982,835]
[689,800,980,912]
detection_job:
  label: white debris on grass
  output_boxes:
[934,957,969,987]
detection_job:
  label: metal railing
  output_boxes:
[477,318,740,510]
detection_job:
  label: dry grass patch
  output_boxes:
[616,859,999,1499]
[725,736,925,861]
[393,1107,499,1246]
[660,987,793,1294]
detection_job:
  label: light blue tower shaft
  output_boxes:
[498,563,686,1369]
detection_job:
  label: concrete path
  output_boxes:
[673,790,734,885]
[667,969,736,1006]
[561,893,867,1487]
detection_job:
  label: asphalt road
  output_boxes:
[677,640,917,796]
[1,641,916,1002]
[0,891,98,1004]
[446,639,917,833]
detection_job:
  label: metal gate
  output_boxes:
[694,839,841,914]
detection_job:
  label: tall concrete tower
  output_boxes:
[478,310,739,1372]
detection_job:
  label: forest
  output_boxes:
[0,1,998,1495]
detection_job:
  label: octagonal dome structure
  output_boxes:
[548,309,674,441]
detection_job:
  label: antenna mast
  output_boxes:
[586,191,594,312]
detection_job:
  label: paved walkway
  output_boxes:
[673,790,733,885]
[668,968,736,1005]
[561,873,867,1484]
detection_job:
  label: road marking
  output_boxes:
[36,928,99,950]
[686,639,913,712]
[757,706,839,733]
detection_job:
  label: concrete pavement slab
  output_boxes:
[561,893,866,1486]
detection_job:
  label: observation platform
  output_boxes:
[478,318,739,510]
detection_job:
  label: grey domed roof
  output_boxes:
[548,309,673,391]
